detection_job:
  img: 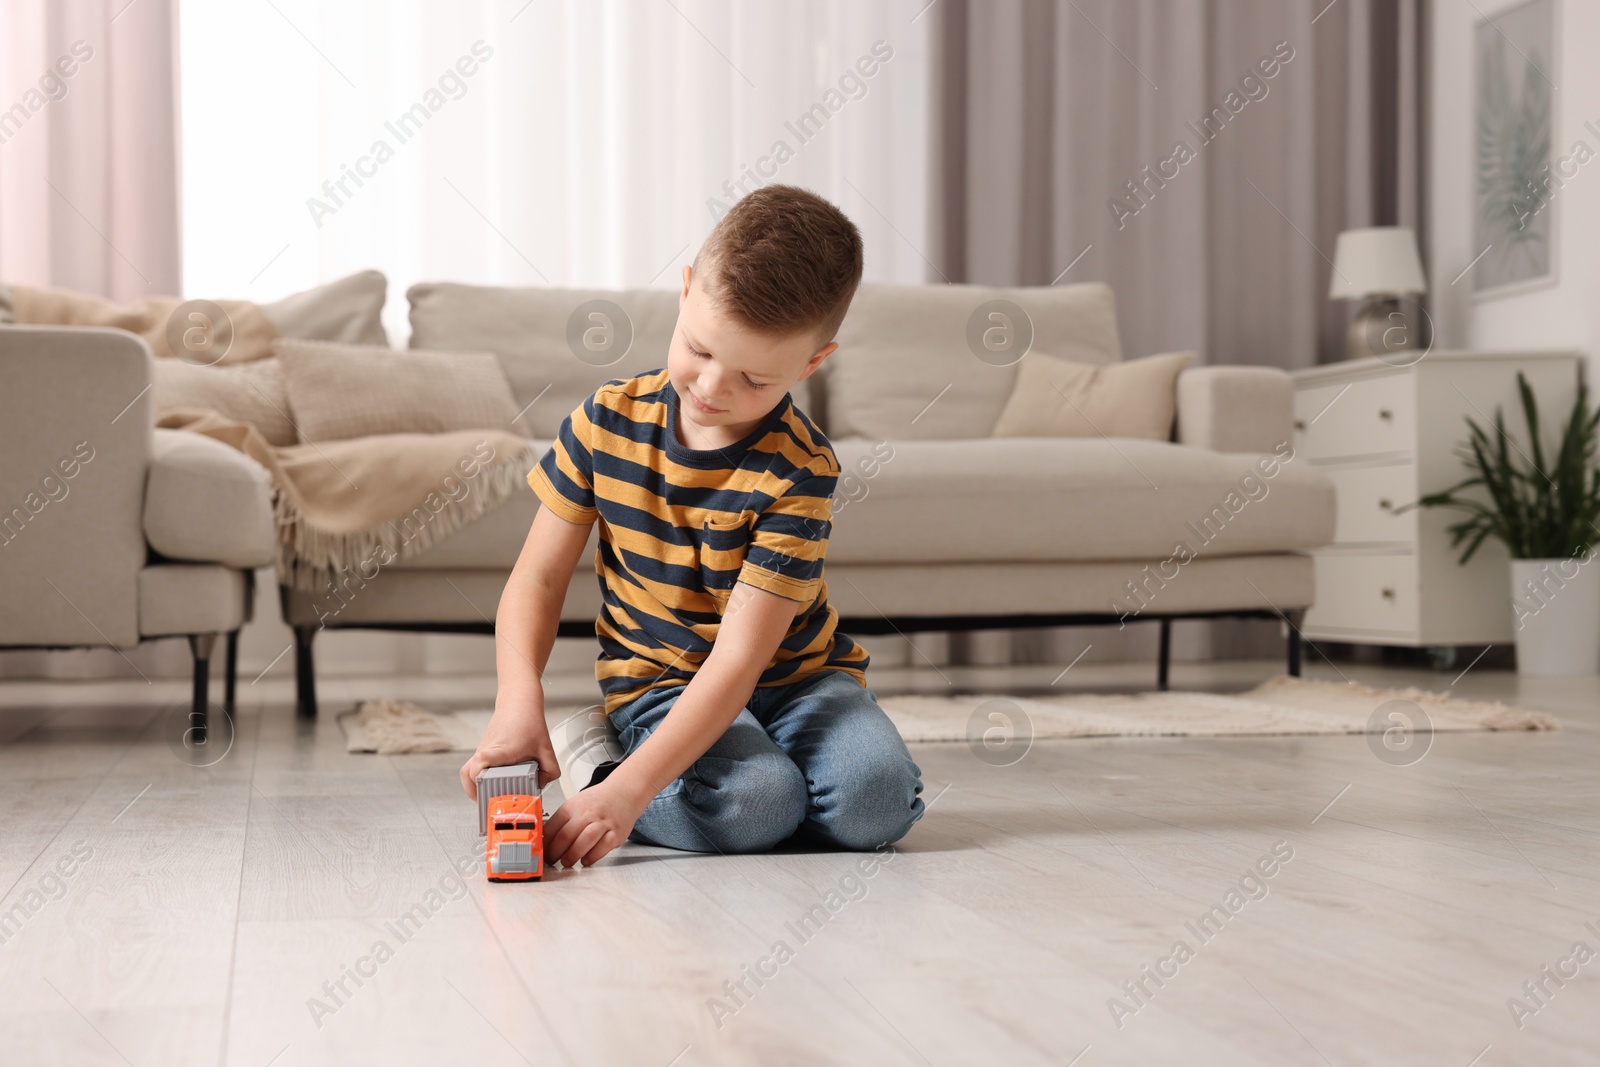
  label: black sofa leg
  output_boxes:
[224,629,239,719]
[1285,610,1305,677]
[1157,618,1171,691]
[294,625,319,718]
[187,633,217,745]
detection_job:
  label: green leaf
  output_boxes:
[1411,371,1600,564]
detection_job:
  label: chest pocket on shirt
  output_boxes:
[697,511,752,613]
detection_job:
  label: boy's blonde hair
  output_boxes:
[694,184,864,347]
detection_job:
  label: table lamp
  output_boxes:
[1329,226,1427,361]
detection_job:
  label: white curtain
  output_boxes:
[180,0,933,342]
[171,0,935,682]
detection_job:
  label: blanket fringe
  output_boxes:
[274,442,542,597]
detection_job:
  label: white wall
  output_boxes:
[1428,0,1599,383]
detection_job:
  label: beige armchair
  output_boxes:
[0,325,277,737]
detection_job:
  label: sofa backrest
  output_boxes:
[405,279,1117,442]
[407,283,814,438]
[823,281,1122,440]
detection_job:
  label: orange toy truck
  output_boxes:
[476,762,544,882]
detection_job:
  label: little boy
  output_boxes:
[461,185,925,869]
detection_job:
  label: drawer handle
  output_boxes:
[1378,498,1393,511]
[1380,587,1396,600]
[1293,419,1307,431]
[1378,408,1393,421]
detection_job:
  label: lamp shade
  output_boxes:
[1328,226,1426,299]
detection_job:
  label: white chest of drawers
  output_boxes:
[1291,350,1581,647]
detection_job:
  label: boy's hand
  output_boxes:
[543,778,649,869]
[459,692,560,800]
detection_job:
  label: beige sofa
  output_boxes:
[0,270,384,727]
[0,325,277,732]
[275,280,1336,715]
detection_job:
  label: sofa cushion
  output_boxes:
[138,564,250,637]
[823,436,1333,564]
[276,339,519,442]
[144,429,276,568]
[261,269,390,348]
[405,282,813,438]
[395,436,1332,572]
[825,281,1122,441]
[992,351,1193,440]
[3,270,388,364]
[153,357,297,446]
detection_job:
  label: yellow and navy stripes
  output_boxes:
[528,367,869,715]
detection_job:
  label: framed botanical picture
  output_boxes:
[1473,0,1558,296]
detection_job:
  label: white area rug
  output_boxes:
[877,675,1556,742]
[338,700,560,754]
[337,676,1555,754]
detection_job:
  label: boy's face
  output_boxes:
[669,264,837,436]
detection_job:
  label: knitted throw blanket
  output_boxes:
[5,283,280,363]
[156,408,539,594]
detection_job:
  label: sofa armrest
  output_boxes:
[145,429,276,568]
[1176,366,1294,454]
[1,325,155,647]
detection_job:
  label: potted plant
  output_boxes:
[1401,372,1600,676]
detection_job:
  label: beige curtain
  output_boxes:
[927,0,1427,667]
[930,0,1425,367]
[0,0,182,299]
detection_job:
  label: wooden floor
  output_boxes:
[1,658,1597,1067]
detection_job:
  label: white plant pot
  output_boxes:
[1510,556,1600,676]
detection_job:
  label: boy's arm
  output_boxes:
[459,503,594,800]
[543,579,804,867]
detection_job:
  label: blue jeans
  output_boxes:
[607,670,925,854]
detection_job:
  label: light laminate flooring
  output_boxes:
[1,660,1596,1067]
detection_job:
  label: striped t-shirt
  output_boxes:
[527,367,870,715]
